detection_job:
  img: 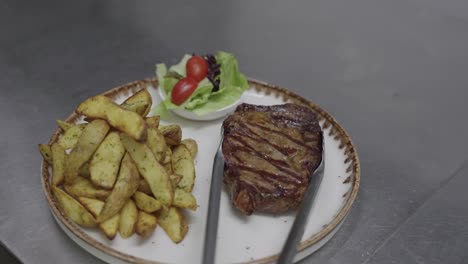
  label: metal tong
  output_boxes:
[203,127,325,264]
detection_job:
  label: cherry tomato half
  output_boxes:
[171,77,198,105]
[186,55,208,82]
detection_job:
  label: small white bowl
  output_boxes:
[157,86,244,121]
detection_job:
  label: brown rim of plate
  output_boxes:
[41,78,360,264]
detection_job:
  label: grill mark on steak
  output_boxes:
[239,122,305,156]
[245,122,305,146]
[223,103,323,215]
[227,134,305,181]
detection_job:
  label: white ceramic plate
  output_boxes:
[41,79,360,264]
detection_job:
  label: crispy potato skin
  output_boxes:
[145,116,160,128]
[135,211,158,237]
[97,154,139,223]
[133,191,162,213]
[158,207,189,243]
[173,189,197,211]
[51,143,66,186]
[181,138,198,159]
[172,145,195,192]
[119,199,138,238]
[53,186,97,227]
[100,214,120,240]
[90,132,125,189]
[65,119,110,184]
[159,124,182,146]
[38,144,53,164]
[121,89,152,117]
[64,176,110,200]
[121,133,174,206]
[77,95,147,141]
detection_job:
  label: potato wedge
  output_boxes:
[158,207,188,243]
[119,199,138,238]
[65,119,110,184]
[172,145,195,192]
[121,133,173,206]
[170,174,182,188]
[78,197,104,218]
[146,127,168,163]
[38,144,52,164]
[64,176,110,200]
[133,191,162,213]
[181,138,198,159]
[77,95,146,141]
[135,211,157,237]
[145,116,160,128]
[77,196,120,239]
[79,162,91,178]
[138,178,152,195]
[173,189,197,211]
[121,89,152,117]
[52,186,97,227]
[159,124,182,146]
[163,162,173,175]
[90,131,125,189]
[163,147,172,165]
[58,124,85,149]
[98,154,139,222]
[100,214,120,240]
[51,143,66,186]
[56,119,74,131]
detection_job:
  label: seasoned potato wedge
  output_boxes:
[169,174,182,188]
[38,144,52,164]
[40,92,199,243]
[163,162,173,175]
[65,119,110,184]
[159,124,182,146]
[98,154,139,222]
[172,145,195,192]
[78,197,104,218]
[145,116,160,128]
[163,147,172,165]
[77,95,146,141]
[58,124,85,149]
[100,214,120,240]
[79,162,91,178]
[121,133,173,206]
[146,127,168,163]
[64,176,111,200]
[181,139,198,159]
[135,211,157,237]
[90,132,125,189]
[121,89,152,117]
[138,178,152,195]
[173,189,197,211]
[119,199,138,238]
[158,207,188,243]
[133,191,162,213]
[53,186,97,227]
[51,143,66,186]
[56,119,74,131]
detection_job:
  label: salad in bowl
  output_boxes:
[153,51,249,121]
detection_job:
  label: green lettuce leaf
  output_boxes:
[169,54,191,77]
[211,51,248,96]
[152,51,248,117]
[163,78,213,110]
[191,85,245,115]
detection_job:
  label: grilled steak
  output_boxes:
[222,103,323,215]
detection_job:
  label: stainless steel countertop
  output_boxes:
[1,1,468,263]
